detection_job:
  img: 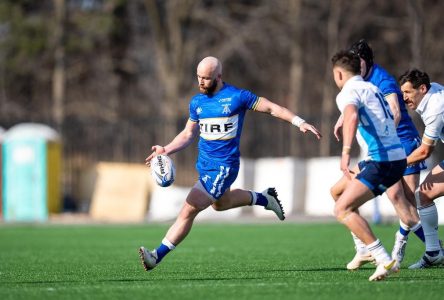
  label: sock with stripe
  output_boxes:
[155,238,176,263]
[410,222,425,243]
[366,239,391,264]
[249,191,268,207]
[399,220,410,237]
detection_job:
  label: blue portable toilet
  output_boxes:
[2,123,61,222]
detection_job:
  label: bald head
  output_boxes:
[197,56,222,77]
[196,56,223,94]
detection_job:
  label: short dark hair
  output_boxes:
[349,39,374,70]
[398,69,431,90]
[331,50,361,75]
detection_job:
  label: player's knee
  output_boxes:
[387,189,403,204]
[330,186,340,201]
[334,203,351,223]
[211,201,227,211]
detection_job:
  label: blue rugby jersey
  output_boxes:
[366,64,420,141]
[189,83,260,165]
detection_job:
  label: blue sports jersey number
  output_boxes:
[375,93,394,120]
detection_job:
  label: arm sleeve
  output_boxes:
[423,113,444,141]
[336,89,360,113]
[189,98,198,122]
[239,89,260,110]
[378,78,400,97]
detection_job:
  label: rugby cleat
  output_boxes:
[391,233,408,269]
[139,246,158,271]
[263,188,285,220]
[369,259,399,281]
[346,252,376,270]
[408,251,444,269]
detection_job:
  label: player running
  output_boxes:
[331,39,426,270]
[139,56,321,271]
[331,50,406,281]
[399,69,444,269]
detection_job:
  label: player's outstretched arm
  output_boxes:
[254,96,322,139]
[333,114,344,141]
[145,119,199,166]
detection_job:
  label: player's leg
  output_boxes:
[330,165,374,270]
[139,187,213,271]
[337,159,406,281]
[336,181,398,281]
[410,162,444,269]
[396,138,427,242]
[214,187,285,220]
[330,165,359,201]
[385,180,421,268]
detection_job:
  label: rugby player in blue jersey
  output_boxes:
[139,56,321,271]
[331,51,407,281]
[331,40,426,270]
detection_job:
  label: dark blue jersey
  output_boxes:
[189,83,260,165]
[366,64,420,141]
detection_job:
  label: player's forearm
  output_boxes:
[406,145,432,165]
[164,130,195,155]
[256,97,305,125]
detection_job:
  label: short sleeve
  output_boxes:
[423,113,444,141]
[378,78,399,97]
[189,98,198,122]
[336,89,360,113]
[239,89,259,110]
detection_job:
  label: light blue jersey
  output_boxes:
[366,64,420,142]
[189,83,260,166]
[336,76,406,162]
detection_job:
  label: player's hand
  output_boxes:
[340,153,352,179]
[145,145,166,166]
[299,122,322,139]
[333,115,344,141]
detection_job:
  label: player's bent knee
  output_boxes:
[333,203,351,223]
[211,202,227,211]
[330,186,340,201]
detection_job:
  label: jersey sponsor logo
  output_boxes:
[199,114,238,140]
[196,107,203,115]
[218,98,232,103]
[222,104,231,114]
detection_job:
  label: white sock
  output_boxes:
[249,191,257,205]
[398,220,410,239]
[418,204,441,252]
[366,239,391,264]
[351,232,368,254]
[162,238,176,250]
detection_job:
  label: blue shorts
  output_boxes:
[357,159,407,196]
[196,157,239,200]
[402,137,427,175]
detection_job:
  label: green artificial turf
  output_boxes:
[0,223,443,300]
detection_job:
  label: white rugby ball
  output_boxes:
[151,154,176,187]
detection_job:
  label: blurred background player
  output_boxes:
[139,56,322,271]
[331,39,426,270]
[331,51,406,281]
[399,69,444,269]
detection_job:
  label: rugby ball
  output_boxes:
[151,154,176,187]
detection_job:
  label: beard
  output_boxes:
[200,79,218,95]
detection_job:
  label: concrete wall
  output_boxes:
[146,156,444,224]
